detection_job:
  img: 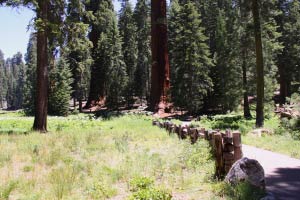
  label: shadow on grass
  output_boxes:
[94,109,124,120]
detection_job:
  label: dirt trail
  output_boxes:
[243,145,300,200]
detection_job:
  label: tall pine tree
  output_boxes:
[119,0,137,106]
[133,0,151,102]
[169,0,213,113]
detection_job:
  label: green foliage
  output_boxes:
[119,0,137,106]
[0,50,6,109]
[197,114,253,135]
[129,177,154,192]
[66,0,92,110]
[48,58,73,116]
[88,181,117,199]
[0,52,26,110]
[23,33,37,115]
[213,181,266,200]
[128,188,172,200]
[128,176,171,200]
[133,0,151,100]
[169,0,213,113]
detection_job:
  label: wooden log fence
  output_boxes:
[152,120,243,178]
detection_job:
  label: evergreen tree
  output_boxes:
[66,0,92,112]
[0,50,6,108]
[85,0,127,109]
[211,6,243,113]
[118,0,137,106]
[277,0,300,104]
[169,0,213,113]
[252,0,264,127]
[23,33,37,115]
[48,58,73,116]
[133,0,151,102]
[4,52,25,109]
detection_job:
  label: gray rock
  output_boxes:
[225,157,265,189]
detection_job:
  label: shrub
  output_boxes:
[129,177,154,192]
[128,177,172,200]
[128,188,172,200]
[88,181,117,199]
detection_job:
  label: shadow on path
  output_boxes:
[266,167,300,200]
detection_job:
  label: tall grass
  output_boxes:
[0,112,220,199]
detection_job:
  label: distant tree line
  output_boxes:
[0,0,299,130]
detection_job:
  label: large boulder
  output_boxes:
[225,157,265,189]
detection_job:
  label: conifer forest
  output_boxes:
[0,0,300,199]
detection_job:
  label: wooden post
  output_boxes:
[190,128,198,144]
[181,127,188,139]
[214,133,224,178]
[233,131,243,162]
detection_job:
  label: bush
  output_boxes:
[128,188,172,200]
[129,177,154,192]
[208,114,253,135]
[128,177,172,200]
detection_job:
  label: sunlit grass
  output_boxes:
[0,111,220,200]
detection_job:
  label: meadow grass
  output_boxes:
[0,111,224,200]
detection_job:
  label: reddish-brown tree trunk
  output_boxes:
[252,0,264,128]
[150,0,170,113]
[33,0,49,132]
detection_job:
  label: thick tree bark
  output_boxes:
[33,0,49,132]
[252,0,264,127]
[150,0,170,113]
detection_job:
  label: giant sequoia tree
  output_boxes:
[150,0,170,113]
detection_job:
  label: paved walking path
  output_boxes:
[243,145,300,200]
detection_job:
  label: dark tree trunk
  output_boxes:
[79,98,82,112]
[278,63,287,105]
[33,0,49,132]
[242,54,252,119]
[252,0,264,127]
[239,0,252,119]
[150,0,170,113]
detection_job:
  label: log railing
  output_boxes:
[152,120,243,178]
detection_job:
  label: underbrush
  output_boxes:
[194,114,254,135]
